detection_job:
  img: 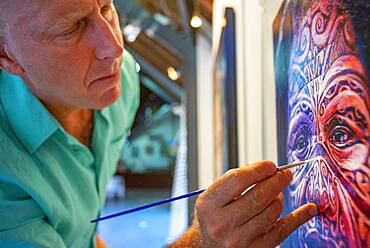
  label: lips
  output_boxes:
[97,73,116,81]
[89,70,120,92]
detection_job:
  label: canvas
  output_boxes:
[214,7,238,174]
[273,0,370,246]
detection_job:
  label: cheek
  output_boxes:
[21,44,91,91]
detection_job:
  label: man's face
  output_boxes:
[2,0,124,110]
[286,1,370,247]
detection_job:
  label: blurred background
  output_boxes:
[99,0,283,247]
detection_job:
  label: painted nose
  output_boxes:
[310,137,327,162]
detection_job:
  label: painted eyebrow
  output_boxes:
[320,92,369,125]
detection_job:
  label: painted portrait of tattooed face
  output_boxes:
[274,0,370,247]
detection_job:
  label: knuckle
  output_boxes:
[262,160,276,171]
[207,222,227,240]
[225,168,240,180]
[278,223,292,240]
[224,236,239,248]
[254,220,271,233]
[251,188,265,206]
[195,197,208,216]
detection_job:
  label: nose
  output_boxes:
[89,16,124,61]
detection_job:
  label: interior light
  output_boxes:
[123,24,141,43]
[222,17,227,27]
[167,67,180,81]
[190,15,203,28]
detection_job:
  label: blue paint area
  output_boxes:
[98,189,171,248]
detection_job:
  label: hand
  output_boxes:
[195,160,318,248]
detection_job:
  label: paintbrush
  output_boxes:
[91,158,316,223]
[277,157,317,171]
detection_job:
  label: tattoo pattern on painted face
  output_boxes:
[286,0,370,247]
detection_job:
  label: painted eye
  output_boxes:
[328,126,354,148]
[291,125,312,159]
[295,134,309,153]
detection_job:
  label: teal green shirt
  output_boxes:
[0,51,140,247]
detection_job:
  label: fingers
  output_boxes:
[200,160,277,207]
[252,203,318,248]
[234,193,284,244]
[225,169,292,223]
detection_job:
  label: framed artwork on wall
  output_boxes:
[273,0,370,246]
[214,7,238,173]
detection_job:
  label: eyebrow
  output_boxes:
[43,3,94,31]
[45,0,115,28]
[100,0,114,5]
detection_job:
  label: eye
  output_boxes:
[328,125,355,148]
[101,4,114,22]
[60,19,85,38]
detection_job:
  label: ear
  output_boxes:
[0,41,24,76]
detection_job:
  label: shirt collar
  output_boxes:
[0,71,59,153]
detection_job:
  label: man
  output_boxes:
[0,0,318,247]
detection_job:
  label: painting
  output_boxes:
[214,7,238,173]
[273,0,370,247]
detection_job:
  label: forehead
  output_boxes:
[7,0,110,30]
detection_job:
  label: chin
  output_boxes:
[94,83,122,109]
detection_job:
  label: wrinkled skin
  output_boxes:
[0,0,124,145]
[0,0,124,113]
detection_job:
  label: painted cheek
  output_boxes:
[329,144,368,170]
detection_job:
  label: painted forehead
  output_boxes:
[287,1,369,100]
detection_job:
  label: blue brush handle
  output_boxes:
[91,189,206,223]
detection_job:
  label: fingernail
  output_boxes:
[309,205,318,216]
[266,161,277,173]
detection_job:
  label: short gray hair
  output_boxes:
[0,2,9,37]
[0,21,4,37]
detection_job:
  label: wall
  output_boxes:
[196,0,243,186]
[211,0,283,170]
[197,0,285,187]
[260,0,284,162]
[212,0,266,171]
[196,32,215,189]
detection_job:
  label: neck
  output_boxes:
[42,101,94,147]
